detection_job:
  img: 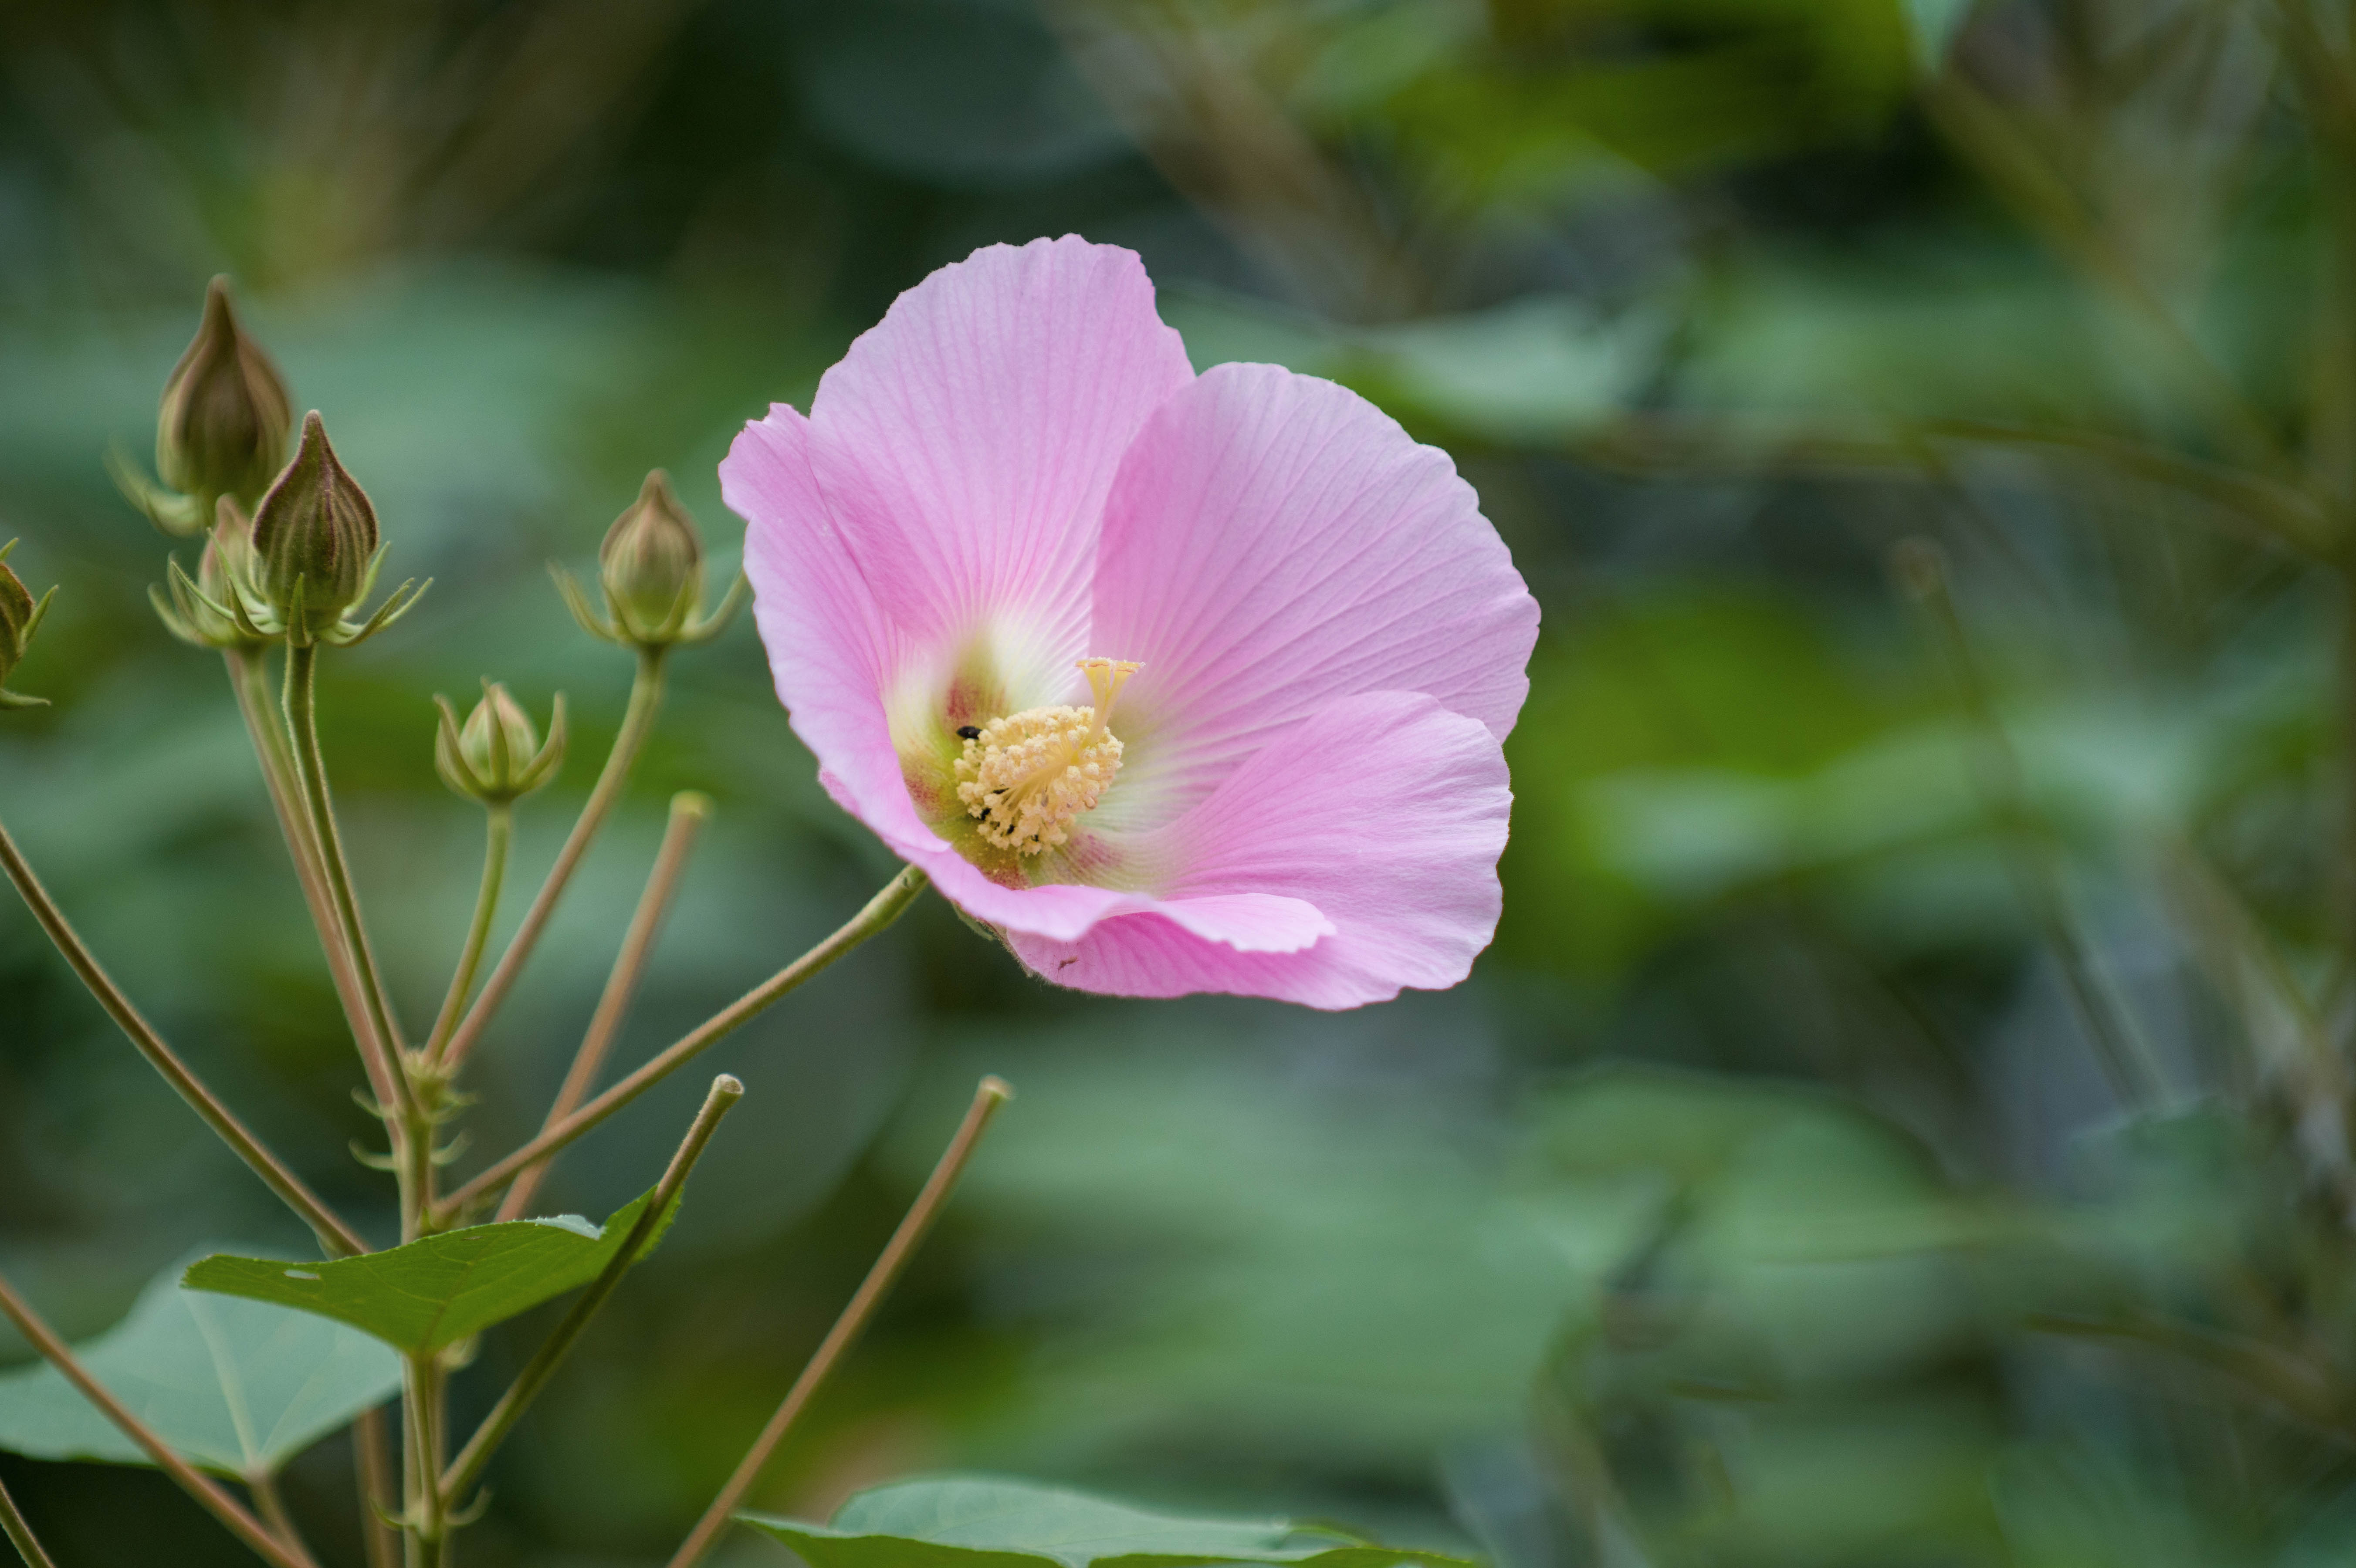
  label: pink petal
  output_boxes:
[807,235,1195,677]
[1007,692,1511,1008]
[729,405,916,849]
[1087,362,1538,822]
[730,405,1169,944]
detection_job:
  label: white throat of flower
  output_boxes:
[955,657,1141,855]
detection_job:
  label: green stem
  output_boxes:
[248,1470,312,1564]
[443,1075,744,1508]
[0,1476,57,1568]
[354,1406,401,1568]
[230,645,400,1111]
[665,1076,1011,1568]
[437,864,928,1224]
[230,645,405,1561]
[436,649,667,1074]
[282,642,417,1135]
[497,791,707,1222]
[228,648,403,1114]
[401,1355,446,1568]
[0,1269,318,1568]
[426,808,511,1059]
[0,813,367,1257]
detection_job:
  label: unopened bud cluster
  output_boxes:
[435,682,566,806]
[557,470,746,652]
[121,280,743,807]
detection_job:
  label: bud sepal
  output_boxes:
[0,540,58,711]
[434,681,566,806]
[151,498,277,651]
[109,449,210,537]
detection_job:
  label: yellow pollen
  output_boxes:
[955,658,1141,855]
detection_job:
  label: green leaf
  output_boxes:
[182,1188,678,1353]
[0,1251,400,1477]
[741,1476,1479,1568]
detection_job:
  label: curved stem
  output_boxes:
[0,1269,318,1568]
[498,791,707,1222]
[228,649,401,1116]
[445,1075,743,1507]
[666,1077,1011,1568]
[0,814,367,1257]
[282,642,416,1131]
[437,649,667,1075]
[437,864,927,1224]
[426,807,512,1059]
[0,1476,58,1568]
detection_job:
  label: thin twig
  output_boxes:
[1893,539,2168,1108]
[444,1075,744,1507]
[425,806,512,1058]
[666,1076,1012,1568]
[499,791,709,1221]
[437,649,667,1074]
[0,1269,318,1568]
[2028,1310,2356,1440]
[436,864,928,1224]
[0,1476,57,1568]
[0,814,367,1257]
[1922,74,2295,482]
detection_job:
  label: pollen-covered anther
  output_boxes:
[955,657,1141,855]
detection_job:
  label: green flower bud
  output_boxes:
[251,412,380,643]
[435,681,565,805]
[599,470,704,645]
[157,277,293,507]
[0,540,58,710]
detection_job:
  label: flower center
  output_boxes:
[955,657,1140,855]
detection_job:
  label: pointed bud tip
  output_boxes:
[599,470,707,645]
[158,275,292,505]
[250,410,381,637]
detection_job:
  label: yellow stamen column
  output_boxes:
[955,658,1140,855]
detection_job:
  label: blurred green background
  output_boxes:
[9,0,2356,1565]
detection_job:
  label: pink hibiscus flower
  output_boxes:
[721,237,1538,1008]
